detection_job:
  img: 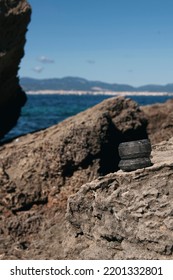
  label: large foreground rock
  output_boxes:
[0,0,31,138]
[0,96,148,258]
[65,138,173,259]
[0,96,147,212]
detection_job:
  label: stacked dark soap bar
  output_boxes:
[118,139,152,171]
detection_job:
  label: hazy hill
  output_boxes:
[20,77,173,92]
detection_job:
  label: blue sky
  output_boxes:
[19,0,173,86]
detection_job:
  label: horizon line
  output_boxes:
[19,76,173,88]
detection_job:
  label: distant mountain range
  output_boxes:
[20,77,173,93]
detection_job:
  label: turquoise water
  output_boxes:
[1,94,173,142]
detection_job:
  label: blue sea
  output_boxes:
[1,94,173,143]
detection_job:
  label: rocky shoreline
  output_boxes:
[26,90,173,96]
[0,96,173,259]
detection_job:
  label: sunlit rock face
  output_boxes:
[65,138,173,259]
[0,0,31,138]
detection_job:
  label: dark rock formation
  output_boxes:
[65,138,173,259]
[0,0,31,138]
[142,98,173,144]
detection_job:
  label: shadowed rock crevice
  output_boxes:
[98,112,148,175]
[101,234,124,243]
[12,197,48,214]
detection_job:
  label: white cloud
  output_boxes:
[38,56,55,63]
[32,66,44,73]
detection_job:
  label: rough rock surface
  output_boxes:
[0,96,147,210]
[65,138,173,259]
[0,0,31,138]
[142,98,173,144]
[1,134,173,259]
[0,97,173,259]
[0,96,148,259]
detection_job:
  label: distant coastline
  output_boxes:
[26,90,173,96]
[21,77,173,94]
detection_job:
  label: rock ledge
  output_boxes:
[65,137,173,259]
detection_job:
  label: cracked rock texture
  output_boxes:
[65,138,173,259]
[0,0,31,138]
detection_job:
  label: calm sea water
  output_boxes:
[1,94,173,142]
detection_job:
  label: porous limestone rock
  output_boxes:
[65,137,173,259]
[0,0,31,138]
